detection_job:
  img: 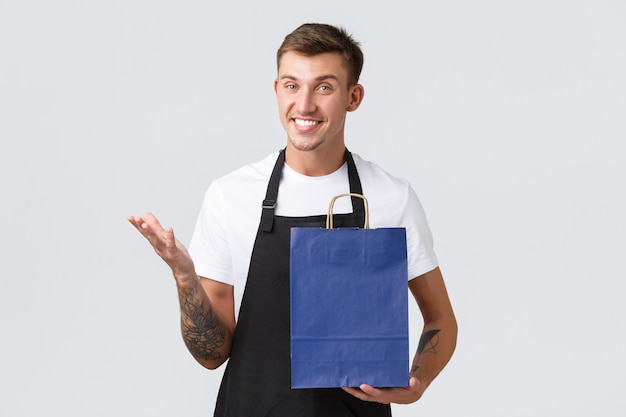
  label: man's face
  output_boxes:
[274,51,363,153]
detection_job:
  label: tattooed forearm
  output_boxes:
[417,329,440,355]
[411,329,441,375]
[178,287,225,361]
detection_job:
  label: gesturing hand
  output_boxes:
[127,212,196,283]
[342,377,422,405]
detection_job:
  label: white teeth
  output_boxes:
[295,119,318,127]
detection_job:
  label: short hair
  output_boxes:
[276,23,364,87]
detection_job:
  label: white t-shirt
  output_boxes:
[188,151,438,320]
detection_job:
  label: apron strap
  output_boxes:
[259,148,364,233]
[345,150,365,213]
[259,149,285,232]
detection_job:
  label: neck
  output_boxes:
[284,142,346,177]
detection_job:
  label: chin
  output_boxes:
[289,137,324,152]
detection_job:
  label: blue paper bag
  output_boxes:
[290,193,409,388]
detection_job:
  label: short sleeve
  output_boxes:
[402,185,439,280]
[188,181,234,285]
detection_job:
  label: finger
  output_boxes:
[127,214,162,246]
[144,212,175,241]
[343,385,391,404]
[358,384,383,397]
[342,386,369,401]
[164,227,176,250]
[128,215,149,235]
[127,215,141,227]
[143,212,164,231]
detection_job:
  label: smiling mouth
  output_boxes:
[294,118,319,127]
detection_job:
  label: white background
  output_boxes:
[1,0,625,415]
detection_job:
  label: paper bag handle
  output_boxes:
[326,193,370,229]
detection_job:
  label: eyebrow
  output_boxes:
[280,74,341,83]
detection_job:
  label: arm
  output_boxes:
[408,267,458,395]
[177,275,236,369]
[128,212,236,369]
[343,266,457,404]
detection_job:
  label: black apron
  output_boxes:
[213,149,392,417]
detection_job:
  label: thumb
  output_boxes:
[164,227,176,250]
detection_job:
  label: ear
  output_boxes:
[274,78,279,94]
[346,84,365,112]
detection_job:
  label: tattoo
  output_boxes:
[411,329,441,376]
[417,329,441,355]
[178,287,225,361]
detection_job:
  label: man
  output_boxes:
[129,23,457,416]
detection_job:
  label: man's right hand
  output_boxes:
[129,212,236,369]
[127,212,196,286]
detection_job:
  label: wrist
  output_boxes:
[173,269,198,288]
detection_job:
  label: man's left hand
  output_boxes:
[342,377,422,404]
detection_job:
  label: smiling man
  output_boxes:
[275,50,363,176]
[129,23,457,417]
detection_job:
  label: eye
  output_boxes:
[286,83,297,90]
[318,85,332,92]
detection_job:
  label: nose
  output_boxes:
[295,88,317,115]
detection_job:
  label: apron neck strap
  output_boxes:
[259,148,364,232]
